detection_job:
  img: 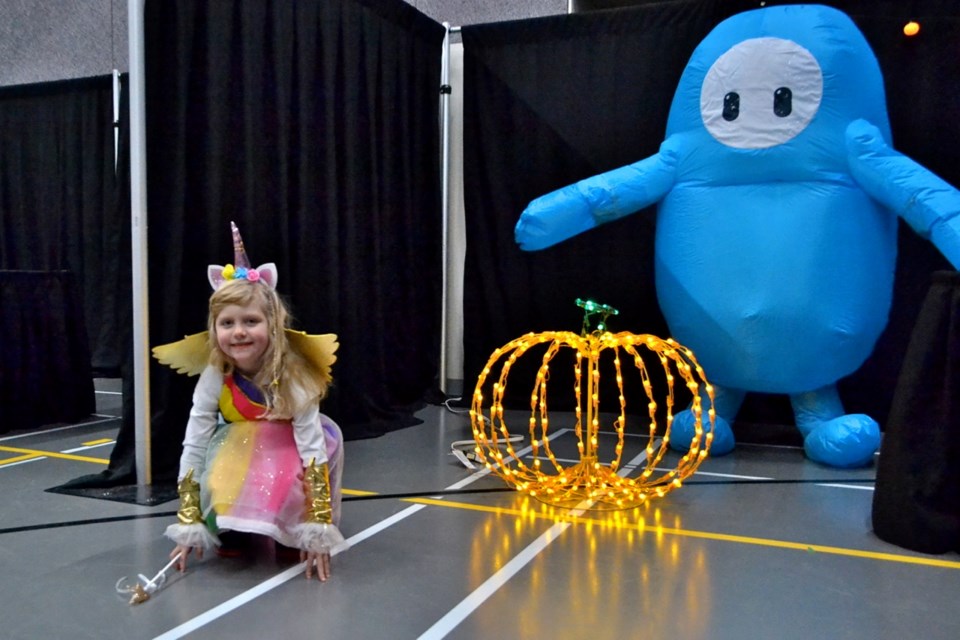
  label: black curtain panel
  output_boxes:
[56,77,135,489]
[460,1,958,434]
[0,76,126,375]
[873,271,960,554]
[460,0,755,414]
[0,271,94,431]
[137,0,445,482]
[0,75,126,432]
[89,76,137,486]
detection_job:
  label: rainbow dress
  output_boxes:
[197,373,343,547]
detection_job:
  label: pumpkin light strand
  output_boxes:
[471,326,714,510]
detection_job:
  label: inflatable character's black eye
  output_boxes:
[722,92,740,121]
[773,87,792,117]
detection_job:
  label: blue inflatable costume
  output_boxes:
[515,5,960,468]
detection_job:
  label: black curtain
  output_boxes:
[0,76,127,432]
[137,0,445,483]
[460,0,958,434]
[873,271,960,554]
[462,0,756,415]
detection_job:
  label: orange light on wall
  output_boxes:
[470,300,714,510]
[904,21,920,37]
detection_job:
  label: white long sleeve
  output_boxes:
[177,366,222,481]
[292,401,329,468]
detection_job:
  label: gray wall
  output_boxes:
[0,0,127,86]
[0,0,568,87]
[410,0,568,27]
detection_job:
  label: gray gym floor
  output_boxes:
[1,380,958,640]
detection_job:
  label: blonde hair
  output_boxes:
[207,279,329,418]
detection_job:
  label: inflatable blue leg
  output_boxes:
[668,385,742,457]
[790,385,880,468]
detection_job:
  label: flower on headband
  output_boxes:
[220,263,261,283]
[207,223,279,291]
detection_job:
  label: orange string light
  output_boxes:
[471,329,714,510]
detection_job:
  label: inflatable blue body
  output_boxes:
[516,5,960,468]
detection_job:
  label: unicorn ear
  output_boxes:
[256,263,278,289]
[208,265,226,290]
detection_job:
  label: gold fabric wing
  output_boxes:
[286,331,338,384]
[153,329,338,382]
[152,332,210,376]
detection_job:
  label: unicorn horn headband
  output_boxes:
[207,221,278,290]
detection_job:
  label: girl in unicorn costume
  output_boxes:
[154,222,346,581]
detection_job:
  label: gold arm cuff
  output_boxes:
[303,458,334,525]
[176,468,204,526]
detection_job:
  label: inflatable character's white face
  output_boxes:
[700,37,823,150]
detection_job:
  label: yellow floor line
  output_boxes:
[81,438,114,446]
[0,445,109,465]
[400,495,960,570]
[0,453,44,466]
[3,440,949,571]
[343,488,378,496]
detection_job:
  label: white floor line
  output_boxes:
[418,443,651,639]
[0,439,116,471]
[0,447,115,469]
[152,563,308,640]
[737,441,804,451]
[0,457,48,469]
[694,470,874,490]
[694,470,773,480]
[816,483,874,491]
[418,519,574,639]
[62,441,116,454]
[150,432,571,640]
[0,417,119,442]
[152,505,427,640]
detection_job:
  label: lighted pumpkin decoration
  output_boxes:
[470,300,714,510]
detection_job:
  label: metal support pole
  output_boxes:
[128,0,152,486]
[112,69,121,174]
[439,22,453,395]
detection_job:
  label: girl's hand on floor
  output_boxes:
[302,549,331,581]
[171,544,201,573]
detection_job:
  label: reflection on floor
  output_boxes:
[1,386,958,640]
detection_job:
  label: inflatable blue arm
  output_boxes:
[515,143,679,251]
[846,119,960,269]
